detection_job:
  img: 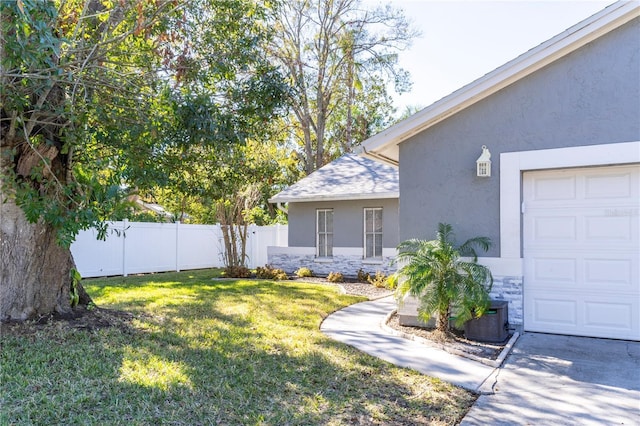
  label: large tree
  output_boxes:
[0,0,178,320]
[143,0,288,270]
[0,0,285,320]
[270,0,417,174]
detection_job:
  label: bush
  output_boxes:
[256,265,289,281]
[327,272,344,283]
[222,266,252,278]
[295,267,314,278]
[385,273,399,290]
[367,271,388,288]
[357,269,370,282]
[396,223,493,333]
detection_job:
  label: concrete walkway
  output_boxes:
[320,296,496,392]
[321,297,640,425]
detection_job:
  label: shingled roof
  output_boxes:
[269,154,398,203]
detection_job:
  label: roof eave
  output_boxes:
[268,191,399,204]
[361,1,640,163]
[357,145,399,166]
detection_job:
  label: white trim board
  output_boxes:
[500,141,640,259]
[266,246,396,257]
[269,192,398,203]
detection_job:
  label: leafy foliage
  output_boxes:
[396,223,493,333]
[221,265,252,278]
[256,264,288,280]
[327,271,345,283]
[367,271,388,288]
[269,0,417,174]
[357,268,371,282]
[144,0,290,216]
[69,268,81,307]
[295,267,314,278]
[385,272,399,290]
[1,0,288,246]
[0,0,179,245]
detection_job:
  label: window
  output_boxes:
[317,209,333,257]
[364,208,383,258]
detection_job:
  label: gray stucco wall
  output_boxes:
[288,198,399,248]
[399,18,640,255]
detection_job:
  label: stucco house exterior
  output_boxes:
[361,1,640,341]
[267,154,399,276]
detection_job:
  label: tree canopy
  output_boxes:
[1,0,289,239]
[269,0,417,174]
[0,0,288,318]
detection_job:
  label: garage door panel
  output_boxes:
[526,290,639,339]
[584,172,633,199]
[525,211,634,245]
[530,296,577,326]
[532,216,576,240]
[528,251,637,290]
[529,257,576,284]
[531,176,576,201]
[524,164,639,341]
[584,301,633,330]
[585,215,633,241]
[584,258,633,287]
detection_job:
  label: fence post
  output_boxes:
[122,219,128,277]
[175,221,181,272]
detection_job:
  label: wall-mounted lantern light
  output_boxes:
[476,145,492,177]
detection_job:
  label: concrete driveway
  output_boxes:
[461,333,640,425]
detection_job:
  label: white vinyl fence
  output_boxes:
[71,220,288,278]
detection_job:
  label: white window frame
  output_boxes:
[363,207,383,259]
[316,209,333,258]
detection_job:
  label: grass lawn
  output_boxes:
[0,269,476,425]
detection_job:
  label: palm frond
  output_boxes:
[458,236,492,260]
[395,223,494,333]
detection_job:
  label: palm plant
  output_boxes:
[396,223,493,334]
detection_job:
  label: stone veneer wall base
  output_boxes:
[268,253,396,277]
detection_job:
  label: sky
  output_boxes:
[378,0,616,111]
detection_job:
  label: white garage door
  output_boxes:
[523,164,640,341]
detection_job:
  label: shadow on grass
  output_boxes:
[1,271,474,425]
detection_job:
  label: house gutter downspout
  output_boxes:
[276,202,288,215]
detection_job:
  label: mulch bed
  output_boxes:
[385,313,509,361]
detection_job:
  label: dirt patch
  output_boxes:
[386,313,509,361]
[0,306,137,337]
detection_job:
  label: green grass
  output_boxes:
[0,269,475,425]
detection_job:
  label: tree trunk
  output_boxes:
[436,306,451,333]
[302,118,314,175]
[0,194,84,321]
[316,115,326,170]
[239,223,248,267]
